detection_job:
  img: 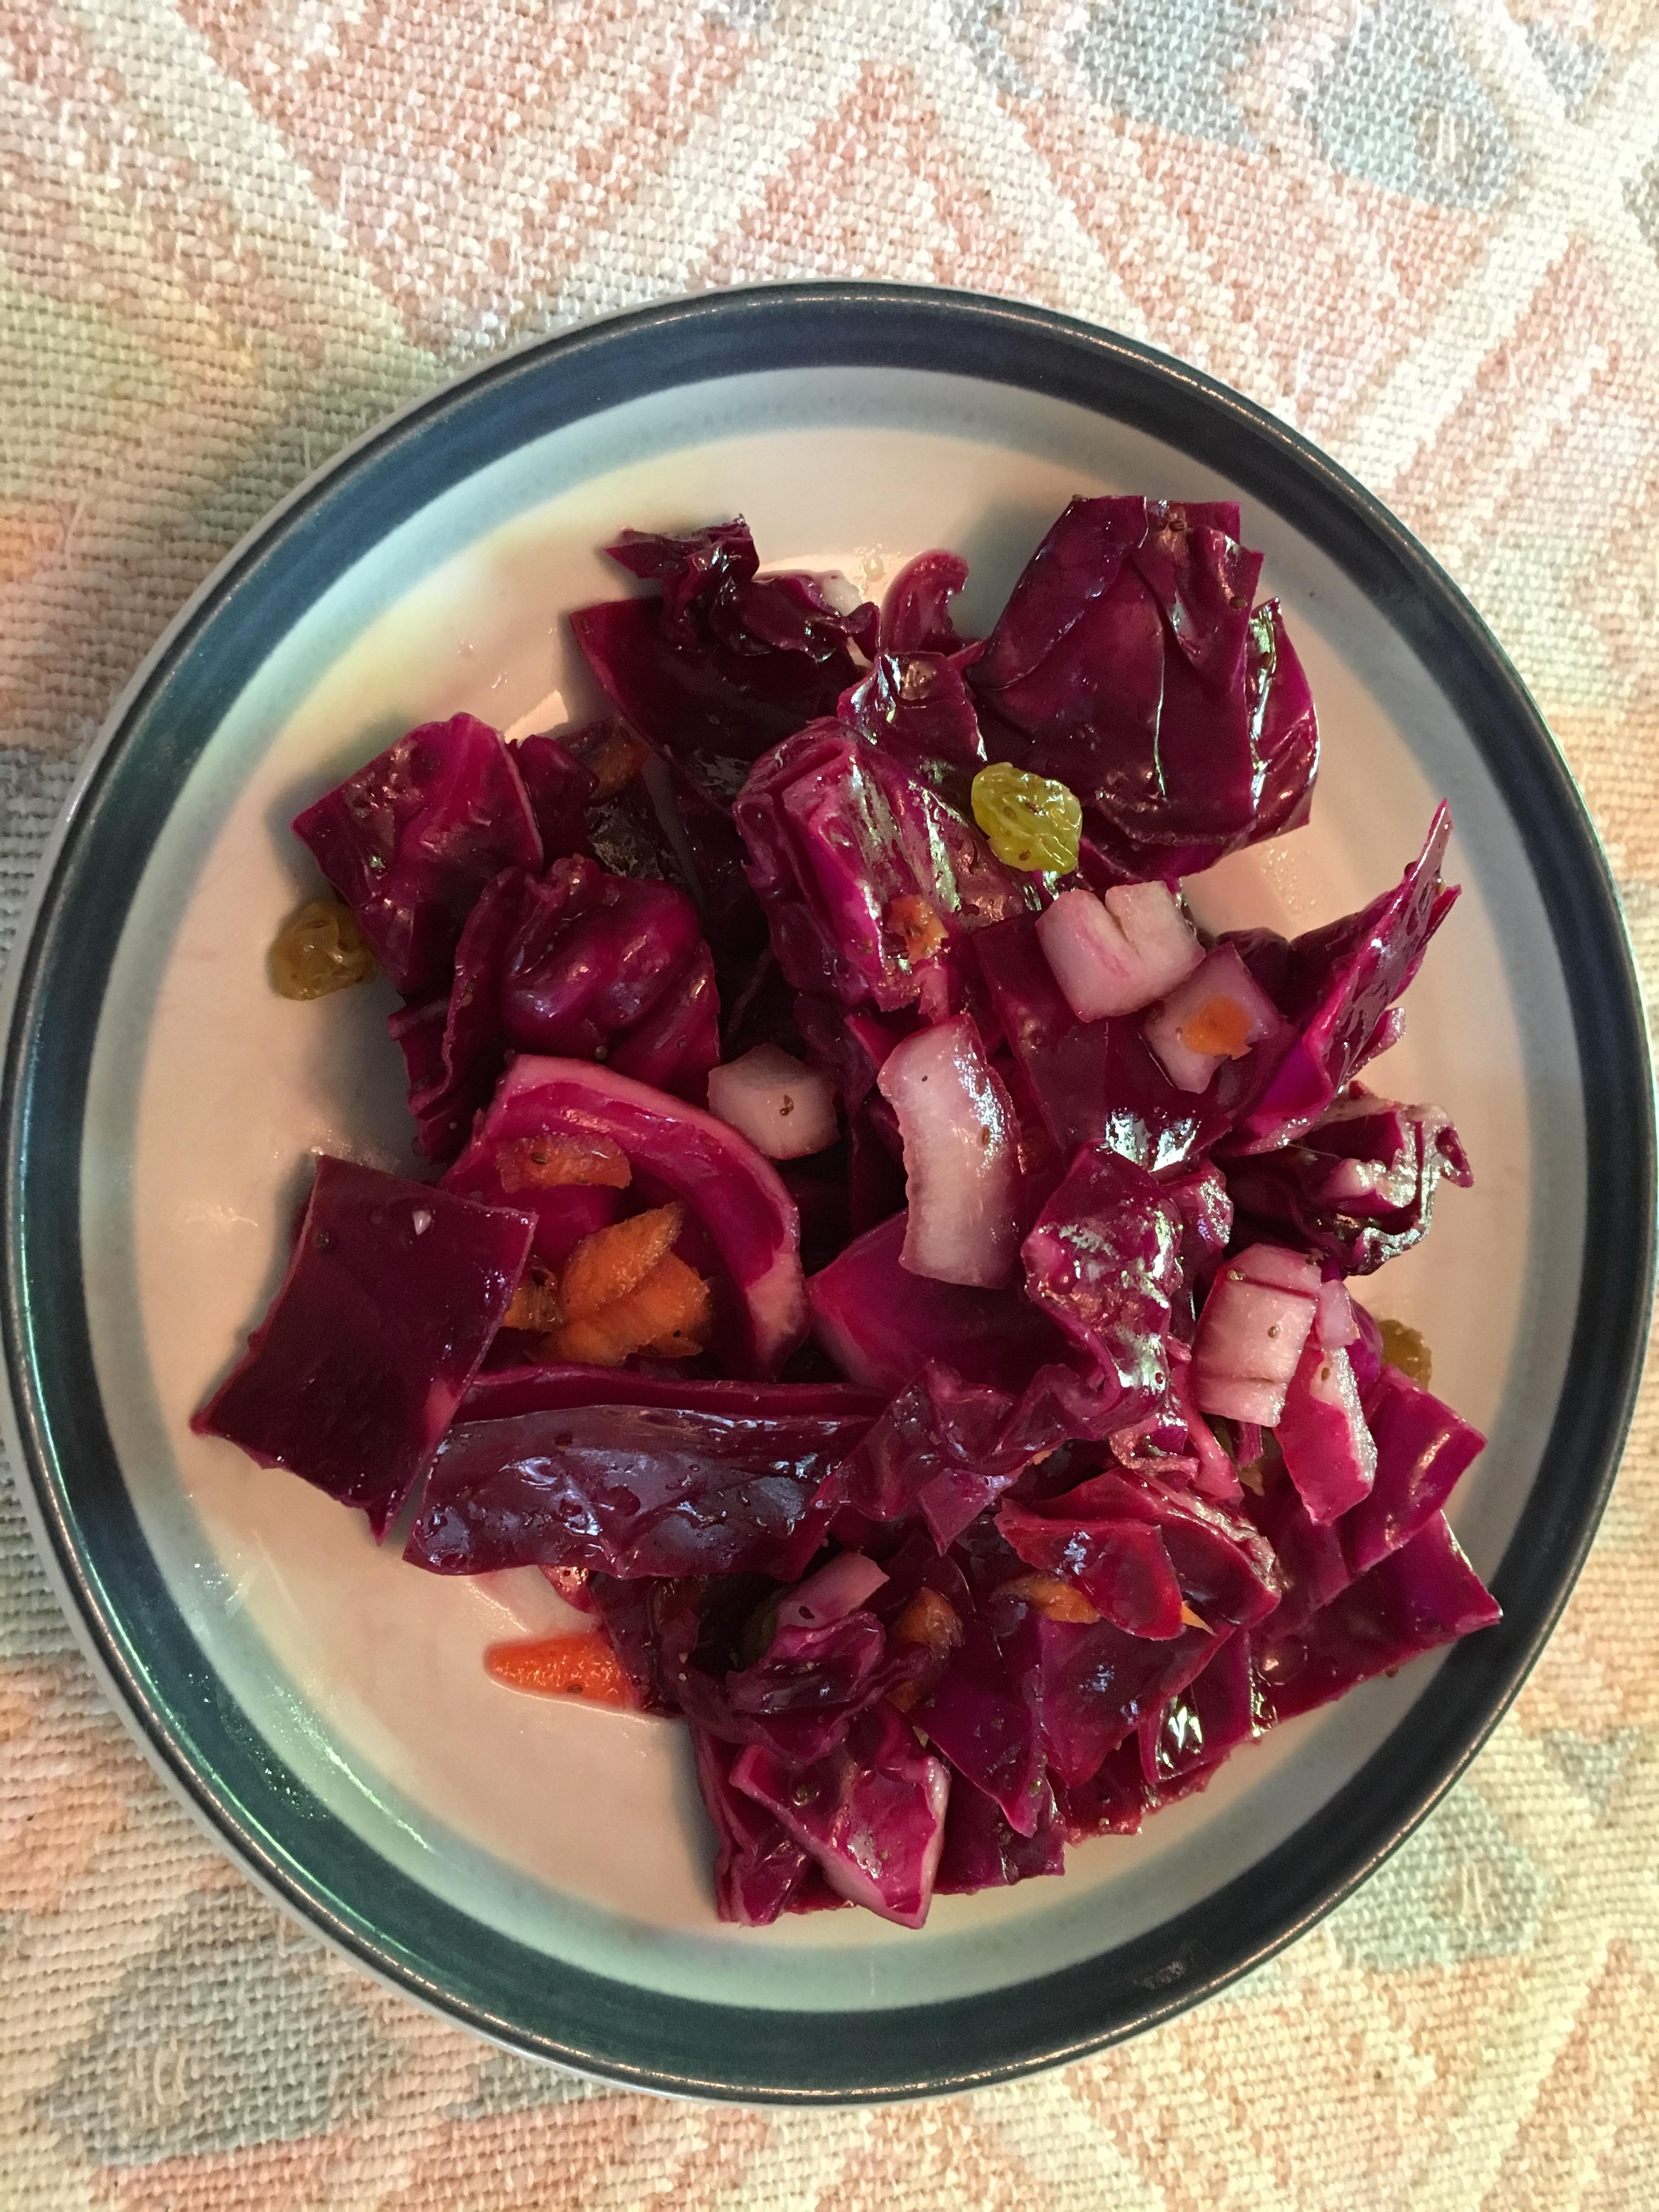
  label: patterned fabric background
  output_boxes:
[3,1,1657,2204]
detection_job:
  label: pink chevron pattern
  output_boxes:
[3,0,1658,2203]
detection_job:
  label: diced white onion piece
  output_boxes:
[877,1015,1022,1288]
[1192,1243,1320,1426]
[1316,1276,1361,1349]
[775,1551,888,1630]
[1143,944,1284,1094]
[1035,881,1201,1022]
[707,1045,838,1160]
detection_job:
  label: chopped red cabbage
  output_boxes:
[881,549,971,655]
[292,713,541,997]
[256,501,1499,1933]
[193,1156,532,1536]
[735,723,1030,1016]
[448,1056,807,1376]
[1251,1513,1499,1724]
[969,498,1318,882]
[1227,1087,1472,1272]
[1226,809,1459,1153]
[404,1391,868,1581]
[730,1701,950,1928]
[570,520,877,766]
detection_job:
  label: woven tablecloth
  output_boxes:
[4,2,1658,2205]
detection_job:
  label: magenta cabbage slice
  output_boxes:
[733,722,1030,1015]
[838,651,986,772]
[969,497,1318,882]
[292,713,542,997]
[1226,1087,1472,1272]
[193,1156,533,1537]
[974,912,1217,1167]
[1020,1146,1183,1425]
[1250,1513,1499,1724]
[569,519,878,767]
[510,733,594,861]
[730,1701,950,1928]
[918,1609,1047,1836]
[1226,808,1459,1153]
[447,1056,808,1376]
[1037,1609,1222,1786]
[934,1774,1065,1893]
[691,1726,823,1926]
[1138,1629,1258,1789]
[404,1395,869,1579]
[807,1211,1068,1397]
[388,857,720,1162]
[881,549,970,655]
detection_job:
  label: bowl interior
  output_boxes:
[72,362,1583,2017]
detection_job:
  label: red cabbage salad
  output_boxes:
[204,498,1496,1932]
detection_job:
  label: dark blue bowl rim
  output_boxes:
[3,283,1652,2103]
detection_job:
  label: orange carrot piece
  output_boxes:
[502,1265,563,1331]
[1006,1571,1101,1624]
[1176,994,1255,1059]
[559,1203,685,1321]
[496,1132,632,1193]
[543,1251,713,1368]
[484,1631,637,1707]
[885,894,948,964]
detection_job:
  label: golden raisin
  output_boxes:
[269,899,377,999]
[970,762,1083,874]
[1378,1318,1433,1389]
[892,1586,964,1658]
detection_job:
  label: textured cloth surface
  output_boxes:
[4,1,1659,2205]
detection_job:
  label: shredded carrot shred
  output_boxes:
[496,1132,633,1193]
[1179,1601,1210,1632]
[484,1630,636,1707]
[885,894,948,964]
[559,1203,684,1321]
[1007,1571,1101,1624]
[503,1265,563,1331]
[1176,994,1255,1059]
[544,1250,713,1367]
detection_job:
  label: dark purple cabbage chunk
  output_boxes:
[882,549,970,655]
[730,1701,950,1927]
[1226,808,1459,1153]
[388,857,720,1161]
[919,1606,1047,1835]
[193,1157,533,1537]
[1250,1513,1499,1723]
[569,520,878,766]
[934,1774,1065,1893]
[1226,1087,1472,1272]
[969,498,1318,882]
[734,723,1031,1016]
[510,733,594,860]
[1021,1147,1183,1420]
[292,713,542,997]
[692,1726,825,1925]
[404,1390,874,1581]
[807,1211,1068,1397]
[974,913,1216,1166]
[838,651,986,771]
